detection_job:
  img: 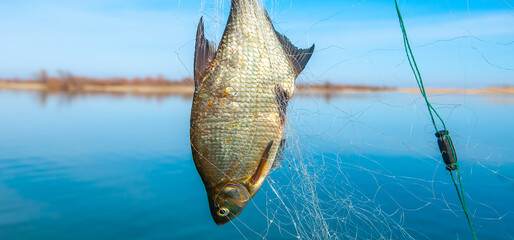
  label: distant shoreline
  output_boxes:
[1,75,513,97]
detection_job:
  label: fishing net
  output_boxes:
[180,0,514,239]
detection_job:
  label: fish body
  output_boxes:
[190,0,314,225]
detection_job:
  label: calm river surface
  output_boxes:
[0,90,513,239]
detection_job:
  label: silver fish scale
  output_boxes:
[191,0,295,189]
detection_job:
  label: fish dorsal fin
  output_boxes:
[275,31,315,78]
[194,17,217,91]
[250,140,274,186]
[264,11,314,77]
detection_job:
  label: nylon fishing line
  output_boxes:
[180,1,514,239]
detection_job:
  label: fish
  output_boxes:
[190,0,314,226]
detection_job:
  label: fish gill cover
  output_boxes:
[173,0,514,239]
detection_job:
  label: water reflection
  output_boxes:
[483,95,514,105]
[30,90,387,106]
[35,91,192,107]
[0,90,513,239]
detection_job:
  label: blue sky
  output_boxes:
[0,0,512,87]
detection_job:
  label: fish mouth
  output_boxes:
[214,216,231,226]
[207,183,251,226]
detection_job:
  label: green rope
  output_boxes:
[393,0,446,133]
[451,169,478,240]
[393,1,477,239]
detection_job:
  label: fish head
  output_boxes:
[209,183,251,226]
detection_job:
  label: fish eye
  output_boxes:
[217,207,229,217]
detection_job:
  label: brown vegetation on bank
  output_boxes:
[0,70,195,97]
[0,70,513,98]
[0,71,390,97]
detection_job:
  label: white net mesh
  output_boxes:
[179,0,514,239]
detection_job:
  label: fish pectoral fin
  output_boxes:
[250,140,274,186]
[271,138,286,170]
[275,30,315,78]
[194,16,218,91]
[275,85,290,126]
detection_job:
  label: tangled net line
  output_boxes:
[181,0,514,239]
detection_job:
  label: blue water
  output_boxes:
[0,90,513,239]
